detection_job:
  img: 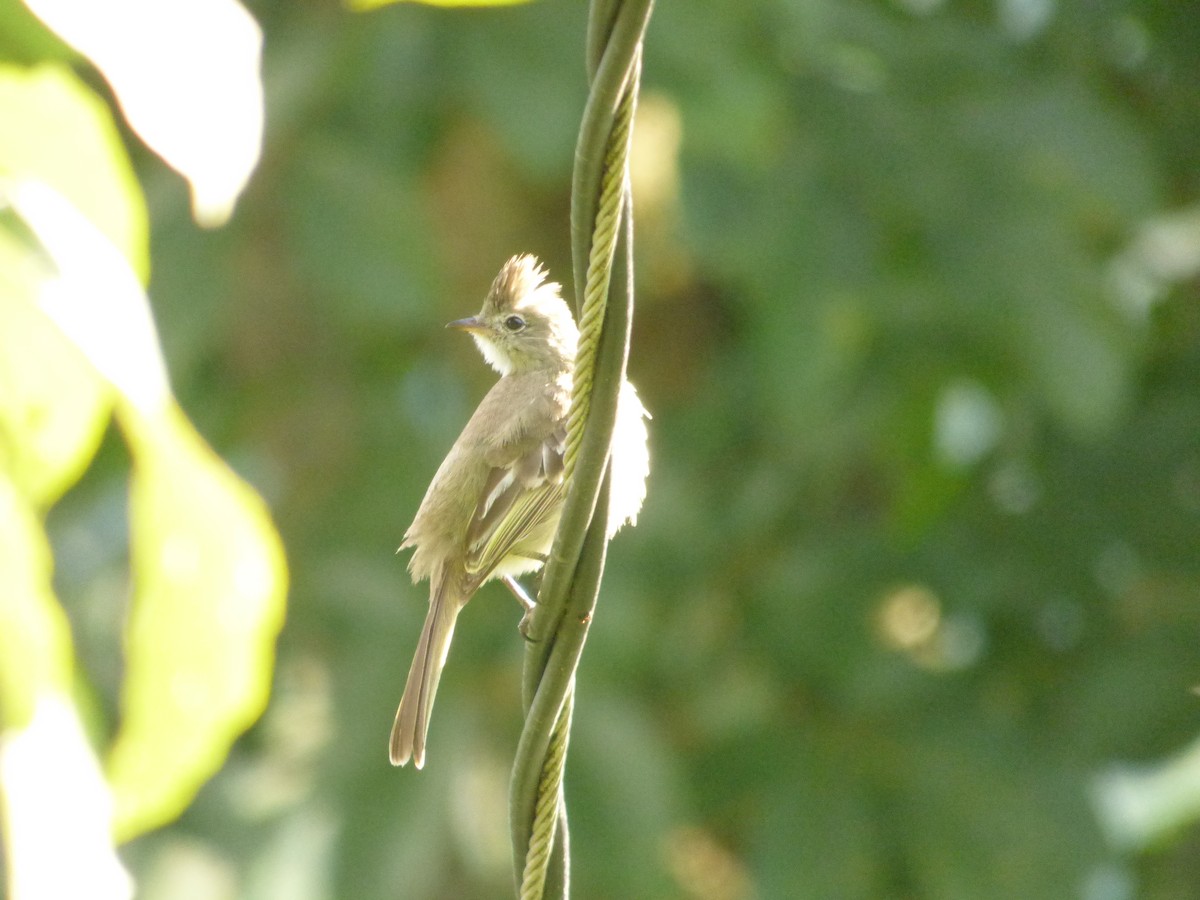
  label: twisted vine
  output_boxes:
[508,2,653,897]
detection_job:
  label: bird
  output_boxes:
[390,253,648,768]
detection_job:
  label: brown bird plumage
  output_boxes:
[390,254,648,768]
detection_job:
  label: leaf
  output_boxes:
[7,180,169,413]
[23,0,264,227]
[0,0,72,64]
[0,696,133,900]
[0,474,72,728]
[0,91,137,887]
[0,423,127,900]
[108,401,288,841]
[5,177,288,841]
[0,221,111,508]
[0,63,147,278]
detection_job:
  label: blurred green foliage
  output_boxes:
[0,5,286,885]
[5,0,1200,898]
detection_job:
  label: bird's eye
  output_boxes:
[504,315,526,332]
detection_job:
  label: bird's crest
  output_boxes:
[486,254,560,312]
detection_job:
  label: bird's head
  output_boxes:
[448,255,579,376]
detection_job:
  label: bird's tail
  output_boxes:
[390,575,462,768]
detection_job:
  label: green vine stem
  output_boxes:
[508,1,652,897]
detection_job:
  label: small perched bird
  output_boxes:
[390,254,649,768]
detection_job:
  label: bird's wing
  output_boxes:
[463,424,567,582]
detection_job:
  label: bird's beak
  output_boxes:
[446,316,485,333]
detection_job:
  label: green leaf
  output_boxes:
[0,339,125,891]
[4,172,288,843]
[0,474,73,728]
[0,0,72,64]
[0,222,112,508]
[0,63,147,279]
[107,402,288,841]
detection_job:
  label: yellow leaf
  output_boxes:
[5,180,169,415]
[4,172,288,843]
[0,64,147,279]
[107,402,288,841]
[0,476,74,729]
[0,227,111,507]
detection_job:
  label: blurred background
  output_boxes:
[6,0,1200,897]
